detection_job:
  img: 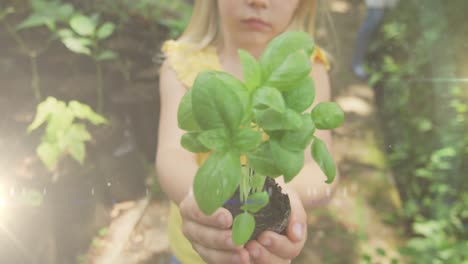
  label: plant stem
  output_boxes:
[96,61,103,113]
[30,52,41,101]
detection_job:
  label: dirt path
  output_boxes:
[85,1,406,263]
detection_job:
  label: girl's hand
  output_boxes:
[179,189,251,264]
[245,188,307,263]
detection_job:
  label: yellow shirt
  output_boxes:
[161,39,330,264]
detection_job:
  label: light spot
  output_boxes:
[336,96,373,116]
[107,182,111,187]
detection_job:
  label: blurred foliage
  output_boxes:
[369,0,468,262]
[28,97,108,172]
[81,0,192,38]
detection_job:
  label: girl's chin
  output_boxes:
[236,32,273,46]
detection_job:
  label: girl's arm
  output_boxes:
[156,59,199,205]
[277,62,340,210]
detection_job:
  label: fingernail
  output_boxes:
[260,237,271,247]
[293,223,304,240]
[232,254,241,264]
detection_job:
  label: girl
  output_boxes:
[156,0,339,263]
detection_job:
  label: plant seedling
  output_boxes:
[28,97,108,175]
[177,31,344,245]
[59,13,118,113]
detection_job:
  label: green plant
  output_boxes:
[368,1,468,262]
[1,0,74,100]
[177,31,344,245]
[28,97,108,173]
[58,13,118,113]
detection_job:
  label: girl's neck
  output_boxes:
[217,40,266,81]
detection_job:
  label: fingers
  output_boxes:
[245,240,290,264]
[182,220,241,251]
[256,230,305,259]
[179,190,233,229]
[193,242,251,264]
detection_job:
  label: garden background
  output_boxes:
[0,0,466,263]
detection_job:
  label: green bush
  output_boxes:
[368,0,468,262]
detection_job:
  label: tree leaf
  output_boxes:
[311,138,336,183]
[311,102,345,130]
[232,212,255,245]
[281,114,316,152]
[241,191,269,213]
[96,22,115,39]
[252,86,285,113]
[238,50,261,91]
[283,76,315,113]
[177,88,201,131]
[70,14,95,36]
[198,128,229,150]
[194,151,241,215]
[265,51,312,92]
[181,132,210,153]
[232,128,263,153]
[191,71,244,132]
[246,143,282,177]
[270,140,304,182]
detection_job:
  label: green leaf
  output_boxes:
[241,191,269,213]
[283,76,315,113]
[250,173,266,191]
[281,114,316,152]
[177,88,201,131]
[198,128,229,150]
[69,101,107,125]
[252,86,285,113]
[265,51,312,92]
[37,142,60,171]
[45,103,74,139]
[68,140,85,164]
[246,143,282,177]
[70,14,96,36]
[96,22,115,39]
[232,128,263,153]
[181,132,210,153]
[260,31,314,82]
[16,14,51,30]
[311,138,336,183]
[191,71,244,131]
[194,151,241,215]
[61,37,91,55]
[232,212,255,245]
[254,108,303,131]
[28,97,59,132]
[96,50,118,61]
[238,50,261,91]
[311,102,345,130]
[57,29,74,39]
[270,140,304,182]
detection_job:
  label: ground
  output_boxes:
[0,1,407,263]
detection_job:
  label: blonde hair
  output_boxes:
[178,0,318,50]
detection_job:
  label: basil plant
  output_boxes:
[177,31,344,245]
